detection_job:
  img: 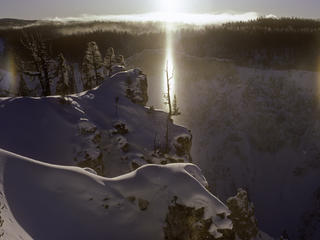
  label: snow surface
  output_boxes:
[0,68,191,177]
[0,66,231,239]
[0,148,231,240]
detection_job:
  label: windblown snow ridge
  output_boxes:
[0,148,232,240]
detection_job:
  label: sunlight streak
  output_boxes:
[163,36,175,100]
[163,4,176,111]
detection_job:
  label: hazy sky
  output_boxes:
[0,0,319,19]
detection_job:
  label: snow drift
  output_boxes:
[0,148,232,240]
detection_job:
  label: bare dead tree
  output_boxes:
[55,53,69,96]
[15,56,30,96]
[164,60,173,117]
[20,31,55,96]
[163,61,181,153]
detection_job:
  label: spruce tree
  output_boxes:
[82,41,104,90]
[104,47,116,76]
[172,94,181,116]
[68,64,76,93]
[116,54,125,66]
[55,53,69,96]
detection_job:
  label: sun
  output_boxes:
[159,0,180,14]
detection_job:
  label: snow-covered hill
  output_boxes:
[0,148,232,240]
[127,49,320,239]
[0,68,192,177]
[0,66,243,239]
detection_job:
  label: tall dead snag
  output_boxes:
[21,32,55,96]
[164,61,173,116]
[55,53,69,96]
[164,61,181,153]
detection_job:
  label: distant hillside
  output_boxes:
[0,17,320,71]
[0,18,37,28]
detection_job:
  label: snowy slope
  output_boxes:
[127,50,320,239]
[0,68,191,177]
[0,148,232,240]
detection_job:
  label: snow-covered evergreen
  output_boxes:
[55,53,69,95]
[82,41,104,89]
[104,47,116,75]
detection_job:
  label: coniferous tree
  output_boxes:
[68,64,76,94]
[82,57,93,90]
[55,53,69,95]
[172,94,181,116]
[104,47,116,76]
[82,41,104,89]
[116,54,125,66]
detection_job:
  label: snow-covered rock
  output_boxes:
[0,148,232,240]
[123,68,148,106]
[226,188,259,240]
[110,64,126,76]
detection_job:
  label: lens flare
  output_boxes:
[163,36,175,99]
[158,0,180,14]
[6,52,18,95]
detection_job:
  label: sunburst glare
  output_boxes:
[163,37,175,100]
[158,0,180,14]
[162,0,177,112]
[163,34,175,111]
[6,52,18,95]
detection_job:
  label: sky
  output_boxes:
[0,0,319,20]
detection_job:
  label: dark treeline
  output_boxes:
[1,17,320,71]
[181,17,320,70]
[0,21,166,64]
[223,17,320,32]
